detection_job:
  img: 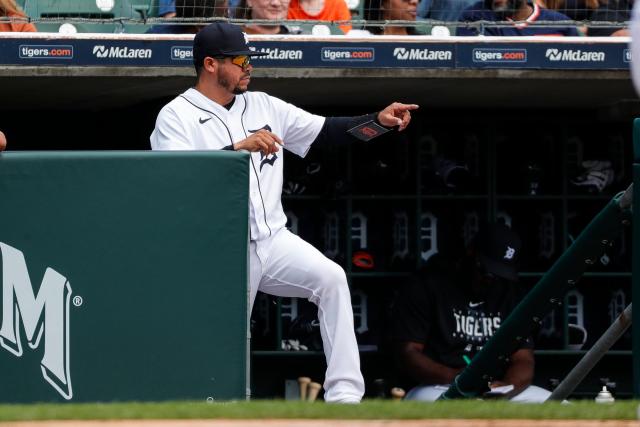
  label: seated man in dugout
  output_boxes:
[392,223,551,403]
[456,0,578,35]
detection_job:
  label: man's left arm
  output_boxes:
[491,348,535,398]
[315,102,419,145]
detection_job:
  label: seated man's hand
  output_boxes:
[0,131,6,151]
[489,380,509,389]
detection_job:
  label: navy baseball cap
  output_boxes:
[193,22,267,67]
[474,223,522,282]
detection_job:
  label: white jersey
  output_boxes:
[632,1,640,96]
[150,88,325,241]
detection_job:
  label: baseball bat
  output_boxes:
[390,387,405,401]
[307,382,322,402]
[298,376,311,400]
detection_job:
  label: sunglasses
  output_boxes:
[229,55,251,70]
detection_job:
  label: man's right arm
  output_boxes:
[397,341,463,385]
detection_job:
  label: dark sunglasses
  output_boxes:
[212,55,251,70]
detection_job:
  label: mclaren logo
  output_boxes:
[254,48,303,60]
[393,47,452,61]
[0,243,73,399]
[92,45,152,59]
[545,48,562,61]
[545,48,605,62]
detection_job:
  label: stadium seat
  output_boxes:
[16,0,155,33]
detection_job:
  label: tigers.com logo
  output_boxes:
[171,46,193,61]
[19,45,73,59]
[321,47,375,62]
[472,48,527,63]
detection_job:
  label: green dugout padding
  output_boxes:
[0,151,249,403]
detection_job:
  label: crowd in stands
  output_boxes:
[0,0,632,36]
[0,0,36,32]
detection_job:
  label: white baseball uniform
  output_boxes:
[150,87,365,403]
[632,1,640,96]
[405,384,551,402]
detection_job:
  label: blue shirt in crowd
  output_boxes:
[457,2,579,36]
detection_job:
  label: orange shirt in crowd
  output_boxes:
[287,0,352,34]
[0,12,37,32]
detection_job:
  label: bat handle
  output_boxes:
[298,376,311,401]
[391,387,405,401]
[307,382,322,402]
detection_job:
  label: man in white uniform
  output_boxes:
[150,22,419,403]
[632,1,640,95]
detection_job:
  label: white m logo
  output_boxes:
[545,48,561,61]
[92,45,108,58]
[393,47,409,60]
[0,243,73,400]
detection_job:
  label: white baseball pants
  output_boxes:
[405,384,551,403]
[249,228,365,403]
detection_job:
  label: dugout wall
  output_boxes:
[0,151,250,403]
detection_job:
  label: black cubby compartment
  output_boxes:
[495,200,563,272]
[494,125,563,196]
[418,128,488,196]
[350,200,418,272]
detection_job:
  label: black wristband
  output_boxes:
[346,113,392,142]
[222,144,235,151]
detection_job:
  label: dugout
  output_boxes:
[0,33,637,401]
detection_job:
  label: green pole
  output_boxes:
[442,186,632,399]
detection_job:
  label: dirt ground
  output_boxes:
[1,420,639,427]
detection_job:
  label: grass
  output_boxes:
[0,400,638,421]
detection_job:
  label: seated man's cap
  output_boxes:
[193,22,267,67]
[474,223,522,282]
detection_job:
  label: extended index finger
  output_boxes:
[395,103,419,111]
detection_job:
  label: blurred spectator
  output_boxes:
[147,0,228,33]
[418,0,476,22]
[159,0,178,17]
[236,0,300,33]
[159,0,243,17]
[544,0,630,35]
[287,0,353,33]
[0,0,37,32]
[0,130,6,152]
[393,223,551,403]
[364,0,419,34]
[457,0,579,35]
[584,0,630,36]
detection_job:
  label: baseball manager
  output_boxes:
[151,22,418,403]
